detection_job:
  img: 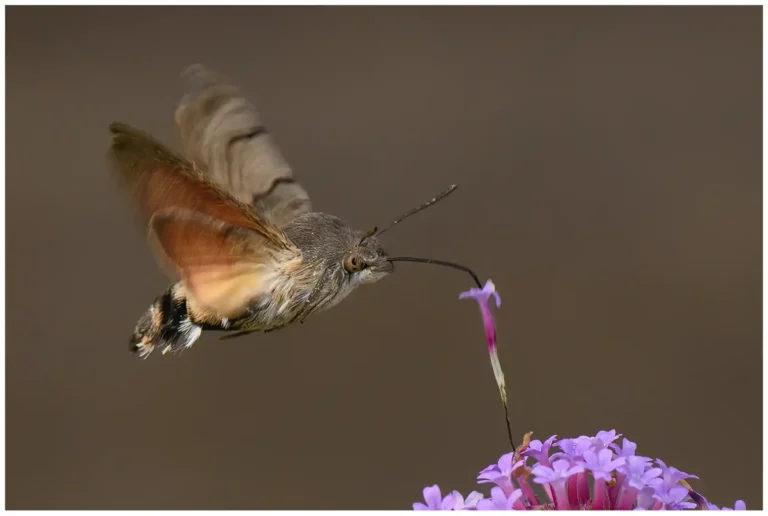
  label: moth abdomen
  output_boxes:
[129,283,204,358]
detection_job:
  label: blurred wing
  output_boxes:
[108,121,296,254]
[150,209,290,318]
[174,64,312,227]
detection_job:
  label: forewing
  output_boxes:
[108,121,296,253]
[174,64,312,227]
[150,209,285,318]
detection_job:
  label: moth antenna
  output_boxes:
[363,184,458,243]
[386,256,482,288]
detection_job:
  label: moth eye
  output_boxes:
[343,253,366,273]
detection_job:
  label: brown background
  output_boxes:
[6,6,762,510]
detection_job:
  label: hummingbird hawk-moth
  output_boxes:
[110,64,476,358]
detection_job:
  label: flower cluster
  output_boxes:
[413,430,747,510]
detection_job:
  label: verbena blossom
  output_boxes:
[413,485,460,511]
[412,430,747,510]
[412,280,748,510]
[477,452,521,494]
[476,487,524,511]
[459,280,514,447]
[459,280,506,409]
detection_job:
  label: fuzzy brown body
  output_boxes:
[128,210,391,358]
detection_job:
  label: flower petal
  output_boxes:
[440,492,457,510]
[423,485,443,509]
[463,491,485,508]
[497,452,515,473]
[490,289,501,308]
[597,448,614,465]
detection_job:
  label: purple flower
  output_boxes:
[531,459,584,510]
[611,437,638,458]
[655,458,699,489]
[582,448,625,481]
[451,490,484,510]
[721,500,748,511]
[612,456,662,510]
[523,434,557,467]
[459,280,511,446]
[593,429,622,450]
[413,485,457,510]
[532,459,585,484]
[619,456,662,490]
[652,485,697,510]
[635,486,659,510]
[459,280,501,353]
[477,452,523,494]
[475,487,523,510]
[552,436,592,463]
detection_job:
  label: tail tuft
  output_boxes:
[129,285,203,358]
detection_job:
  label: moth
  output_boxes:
[110,64,476,358]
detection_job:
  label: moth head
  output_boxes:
[342,229,394,284]
[280,213,393,289]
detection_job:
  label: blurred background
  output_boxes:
[6,6,761,510]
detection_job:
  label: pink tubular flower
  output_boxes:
[450,491,484,510]
[459,280,501,354]
[459,280,512,445]
[531,459,585,510]
[413,485,457,510]
[477,452,522,495]
[475,487,524,510]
